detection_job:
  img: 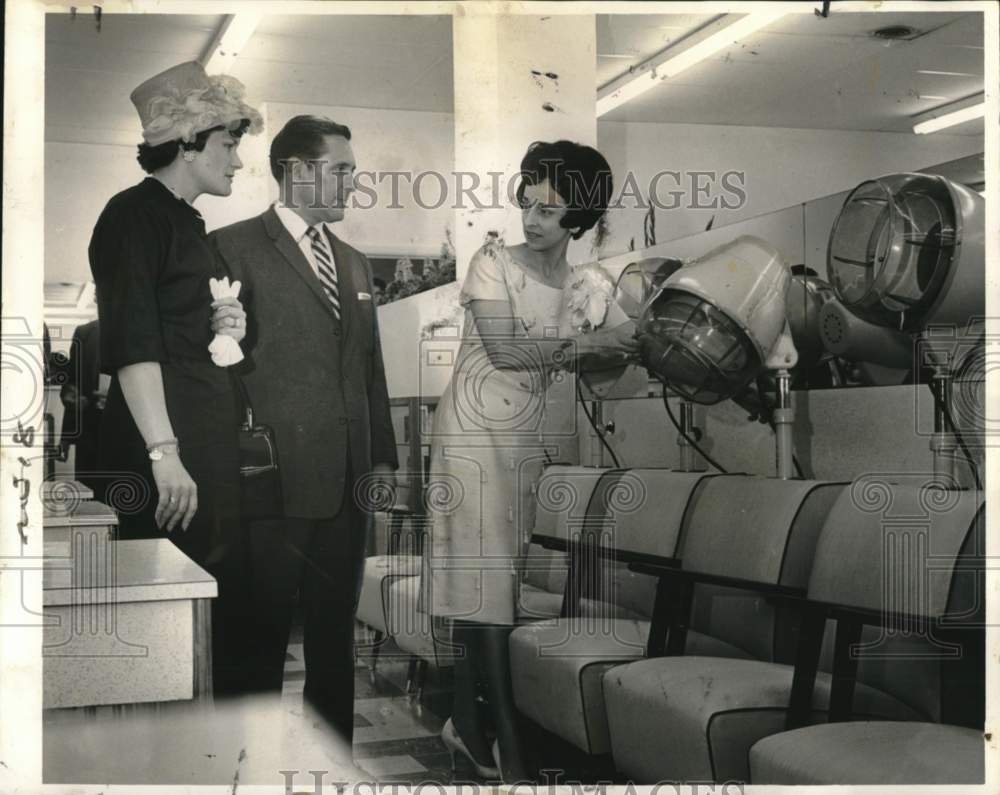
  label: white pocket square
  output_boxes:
[358,292,372,301]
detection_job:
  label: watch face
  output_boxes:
[149,449,164,461]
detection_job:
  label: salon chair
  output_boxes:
[747,484,985,785]
[512,471,848,758]
[604,476,976,783]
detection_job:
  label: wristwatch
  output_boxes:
[147,439,179,461]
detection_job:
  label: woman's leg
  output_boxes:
[479,623,530,781]
[450,621,494,766]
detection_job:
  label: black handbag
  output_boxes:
[233,375,283,519]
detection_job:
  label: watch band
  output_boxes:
[146,437,179,453]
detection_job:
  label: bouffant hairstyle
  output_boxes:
[136,119,252,175]
[269,115,353,184]
[515,140,614,240]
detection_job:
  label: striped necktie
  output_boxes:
[306,225,341,319]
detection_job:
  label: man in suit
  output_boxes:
[211,115,398,750]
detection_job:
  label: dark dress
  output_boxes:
[89,177,241,568]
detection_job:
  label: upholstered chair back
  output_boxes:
[807,480,984,724]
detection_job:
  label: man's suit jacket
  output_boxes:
[211,207,398,519]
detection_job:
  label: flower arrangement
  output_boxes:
[378,229,457,305]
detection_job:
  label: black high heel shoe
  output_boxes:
[441,718,500,779]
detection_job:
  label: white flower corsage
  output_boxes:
[208,277,245,367]
[563,262,616,333]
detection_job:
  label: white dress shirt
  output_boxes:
[273,203,337,279]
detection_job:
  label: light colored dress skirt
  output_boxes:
[423,241,579,625]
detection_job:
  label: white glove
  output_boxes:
[208,276,245,367]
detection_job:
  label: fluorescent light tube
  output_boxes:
[913,102,986,134]
[204,14,261,74]
[597,12,785,117]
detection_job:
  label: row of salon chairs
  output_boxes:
[357,467,985,785]
[356,505,637,698]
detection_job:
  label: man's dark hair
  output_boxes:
[373,277,387,290]
[136,120,251,175]
[269,115,352,184]
[515,140,614,240]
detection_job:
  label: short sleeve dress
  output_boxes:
[89,177,241,567]
[424,239,579,625]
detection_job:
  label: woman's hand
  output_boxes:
[574,320,641,362]
[211,296,247,344]
[152,454,198,532]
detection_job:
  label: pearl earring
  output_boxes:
[182,150,197,163]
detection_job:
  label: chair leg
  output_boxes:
[415,659,429,702]
[405,656,419,695]
[786,604,826,731]
[368,629,384,683]
[830,616,862,722]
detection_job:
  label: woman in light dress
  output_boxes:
[425,141,639,779]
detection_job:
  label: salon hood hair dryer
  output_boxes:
[613,257,685,320]
[822,172,985,484]
[635,236,800,478]
[819,173,983,369]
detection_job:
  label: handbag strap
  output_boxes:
[231,371,255,428]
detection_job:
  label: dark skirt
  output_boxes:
[98,359,241,568]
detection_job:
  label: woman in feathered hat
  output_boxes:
[89,61,262,695]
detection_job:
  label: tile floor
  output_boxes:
[42,619,618,786]
[281,620,623,786]
[282,622,497,785]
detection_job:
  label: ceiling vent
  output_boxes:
[871,25,920,41]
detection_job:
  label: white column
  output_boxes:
[453,12,598,279]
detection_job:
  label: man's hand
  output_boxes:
[211,296,247,344]
[60,384,87,410]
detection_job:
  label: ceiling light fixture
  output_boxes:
[202,13,261,74]
[913,98,986,134]
[917,69,977,77]
[597,11,785,117]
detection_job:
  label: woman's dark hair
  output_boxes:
[136,119,252,174]
[269,115,352,184]
[516,140,614,240]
